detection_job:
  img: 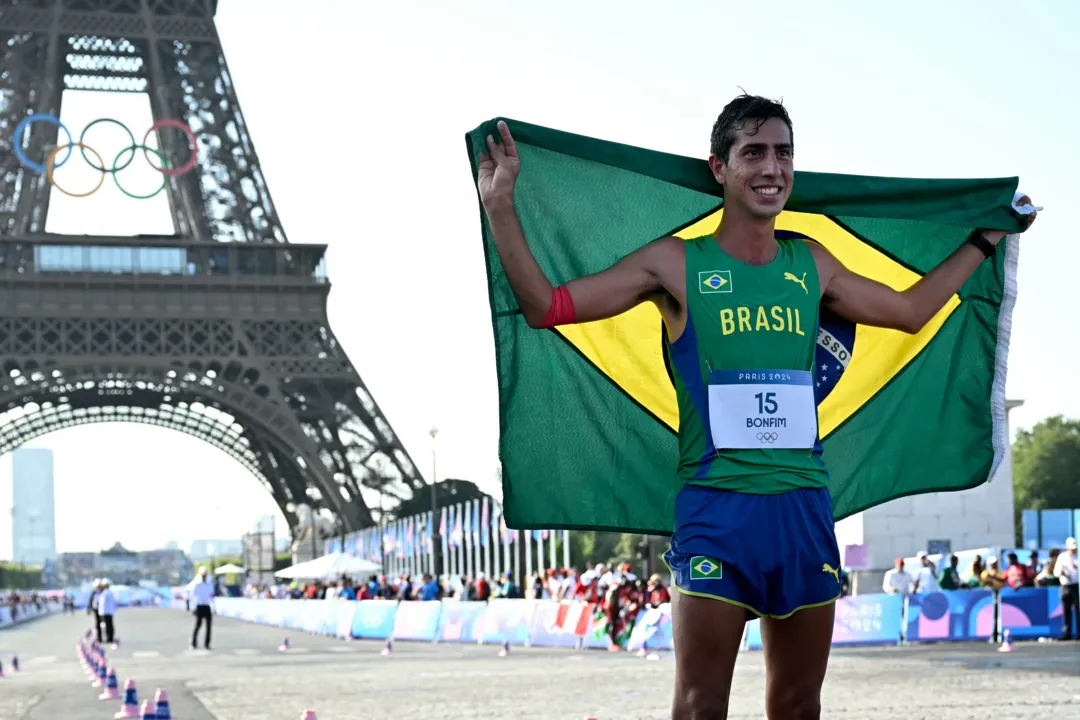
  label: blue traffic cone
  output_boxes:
[94,661,107,687]
[139,698,156,719]
[11,655,18,672]
[381,637,392,655]
[114,678,140,718]
[154,689,171,719]
[99,667,120,700]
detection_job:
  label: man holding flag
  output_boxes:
[474,94,1036,718]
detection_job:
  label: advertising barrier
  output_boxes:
[206,587,1068,653]
[0,600,61,628]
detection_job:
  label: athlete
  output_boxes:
[476,93,1037,719]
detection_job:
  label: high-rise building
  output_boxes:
[10,448,57,567]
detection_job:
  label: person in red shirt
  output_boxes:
[1004,552,1034,589]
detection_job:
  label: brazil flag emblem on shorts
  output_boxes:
[690,557,723,581]
[466,117,1033,535]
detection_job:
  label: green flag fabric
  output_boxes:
[466,117,1029,535]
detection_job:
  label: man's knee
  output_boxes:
[674,684,729,719]
[766,688,821,720]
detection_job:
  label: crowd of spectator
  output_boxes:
[4,590,49,621]
[882,538,1079,640]
[237,563,672,650]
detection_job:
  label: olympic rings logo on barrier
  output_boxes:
[13,113,199,199]
[756,432,778,444]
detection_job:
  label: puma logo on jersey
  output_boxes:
[784,271,808,294]
[822,563,840,584]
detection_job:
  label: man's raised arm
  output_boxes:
[478,121,672,328]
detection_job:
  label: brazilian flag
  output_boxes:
[465,117,1031,535]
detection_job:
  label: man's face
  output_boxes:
[711,117,794,220]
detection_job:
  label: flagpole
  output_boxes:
[429,427,440,578]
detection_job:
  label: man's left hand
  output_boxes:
[981,194,1038,245]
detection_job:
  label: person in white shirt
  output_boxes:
[913,551,940,593]
[97,578,118,647]
[88,578,104,642]
[188,567,217,650]
[1053,537,1078,640]
[882,557,914,595]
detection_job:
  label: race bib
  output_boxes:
[707,369,818,450]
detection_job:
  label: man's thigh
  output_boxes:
[760,602,835,717]
[670,590,748,719]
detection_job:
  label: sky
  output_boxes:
[1,0,1078,556]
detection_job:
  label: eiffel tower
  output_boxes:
[0,0,426,537]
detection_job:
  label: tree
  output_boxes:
[1011,415,1080,544]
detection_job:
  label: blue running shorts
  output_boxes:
[663,483,842,619]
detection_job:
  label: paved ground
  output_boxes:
[0,609,1078,719]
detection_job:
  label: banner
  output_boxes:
[439,602,489,643]
[350,600,398,639]
[474,599,535,645]
[905,589,995,642]
[746,594,903,650]
[392,601,443,641]
[998,587,1057,641]
[197,589,1065,650]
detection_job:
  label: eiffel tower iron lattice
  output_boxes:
[0,0,426,534]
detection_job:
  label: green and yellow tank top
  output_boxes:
[666,234,829,494]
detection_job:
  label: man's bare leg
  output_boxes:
[759,602,835,719]
[671,590,748,719]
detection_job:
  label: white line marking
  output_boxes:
[328,646,355,652]
[233,649,260,655]
[27,655,57,664]
[131,651,160,658]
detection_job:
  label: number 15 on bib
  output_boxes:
[707,370,819,450]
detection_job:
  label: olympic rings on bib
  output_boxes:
[12,114,198,197]
[756,432,779,444]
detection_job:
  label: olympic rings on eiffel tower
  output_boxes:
[12,113,199,198]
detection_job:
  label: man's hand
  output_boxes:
[817,193,1039,334]
[477,120,520,206]
[979,194,1038,245]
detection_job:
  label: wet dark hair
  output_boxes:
[710,92,793,162]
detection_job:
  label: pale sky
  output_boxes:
[1,0,1077,556]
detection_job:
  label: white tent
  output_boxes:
[274,552,381,580]
[214,563,246,575]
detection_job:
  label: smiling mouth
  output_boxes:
[753,186,782,196]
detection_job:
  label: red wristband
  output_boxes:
[539,285,577,328]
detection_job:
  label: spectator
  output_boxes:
[496,570,519,599]
[474,572,491,601]
[1036,549,1061,587]
[98,578,118,647]
[938,554,962,590]
[979,557,1007,591]
[882,557,914,595]
[1027,551,1041,582]
[645,574,670,608]
[966,555,985,587]
[1053,537,1078,640]
[418,574,441,601]
[1003,552,1034,590]
[913,551,939,593]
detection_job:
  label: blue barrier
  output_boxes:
[906,589,994,642]
[209,587,1067,653]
